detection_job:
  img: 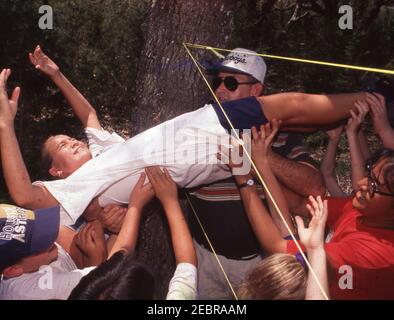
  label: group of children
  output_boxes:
[0,45,394,300]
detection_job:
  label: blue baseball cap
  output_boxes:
[0,204,60,269]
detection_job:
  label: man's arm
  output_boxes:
[0,69,57,209]
[29,45,101,129]
[259,92,367,127]
[268,151,326,197]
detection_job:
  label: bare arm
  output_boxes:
[295,196,330,300]
[108,173,154,258]
[357,130,371,160]
[269,152,325,197]
[249,123,295,237]
[146,167,197,266]
[29,45,101,129]
[259,92,367,128]
[227,122,289,252]
[368,93,394,149]
[0,69,57,208]
[320,126,347,197]
[237,178,287,254]
[346,102,369,192]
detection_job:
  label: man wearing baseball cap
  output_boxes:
[0,204,95,300]
[187,48,325,299]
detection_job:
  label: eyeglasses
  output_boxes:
[212,76,258,92]
[365,162,394,198]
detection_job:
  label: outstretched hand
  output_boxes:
[295,196,327,251]
[346,100,369,135]
[326,124,344,141]
[75,220,107,266]
[128,172,154,211]
[251,119,281,166]
[0,69,20,128]
[29,45,60,77]
[367,92,391,135]
[145,166,178,208]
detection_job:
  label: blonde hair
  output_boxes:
[238,253,306,300]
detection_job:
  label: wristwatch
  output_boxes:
[238,178,255,189]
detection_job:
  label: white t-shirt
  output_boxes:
[0,244,94,300]
[166,263,197,300]
[36,105,231,225]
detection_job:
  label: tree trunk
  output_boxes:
[132,0,238,299]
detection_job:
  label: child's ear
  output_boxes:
[49,166,62,178]
[2,264,24,278]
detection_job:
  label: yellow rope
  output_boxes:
[183,42,330,300]
[185,193,239,300]
[185,43,394,75]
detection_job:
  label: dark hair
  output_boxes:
[68,251,154,300]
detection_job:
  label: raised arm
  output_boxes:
[0,69,57,208]
[259,92,367,128]
[249,121,295,238]
[108,173,154,258]
[368,93,394,149]
[235,172,287,254]
[29,45,101,129]
[295,196,330,300]
[345,101,369,191]
[146,166,197,266]
[320,125,347,197]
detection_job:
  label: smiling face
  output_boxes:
[353,156,394,227]
[214,72,263,103]
[43,134,92,179]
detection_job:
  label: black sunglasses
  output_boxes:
[365,161,394,198]
[212,76,258,92]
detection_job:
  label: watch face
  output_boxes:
[247,179,254,186]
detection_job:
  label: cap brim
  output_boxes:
[30,206,60,255]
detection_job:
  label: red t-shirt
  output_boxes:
[287,197,394,299]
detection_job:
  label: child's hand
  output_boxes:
[29,45,60,77]
[75,220,107,265]
[295,196,328,251]
[326,125,344,141]
[128,172,154,211]
[0,69,20,128]
[251,119,281,166]
[345,100,369,135]
[367,93,391,136]
[98,204,127,234]
[145,166,178,208]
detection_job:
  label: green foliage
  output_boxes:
[230,0,394,177]
[231,0,394,94]
[0,0,148,200]
[1,0,393,201]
